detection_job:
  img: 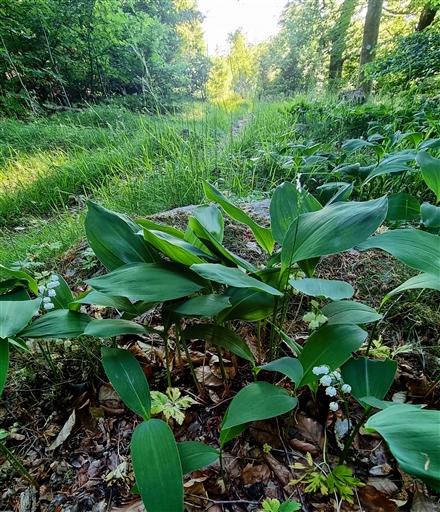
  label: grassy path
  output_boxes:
[0,101,293,270]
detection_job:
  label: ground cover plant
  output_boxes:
[0,85,439,512]
[2,0,440,506]
[1,166,439,510]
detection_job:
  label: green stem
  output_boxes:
[0,441,39,489]
[216,347,231,397]
[268,297,279,362]
[339,406,372,465]
[37,341,59,379]
[219,446,226,486]
[365,320,379,357]
[181,337,206,400]
[256,320,262,363]
[174,322,184,372]
[162,334,172,389]
[341,394,350,427]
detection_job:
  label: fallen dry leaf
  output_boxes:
[292,413,324,450]
[404,374,430,397]
[289,438,320,457]
[411,484,440,512]
[369,463,393,476]
[48,410,76,451]
[195,365,223,386]
[111,500,145,512]
[263,452,291,486]
[184,476,209,506]
[355,484,400,512]
[241,464,271,486]
[249,419,282,449]
[367,477,399,495]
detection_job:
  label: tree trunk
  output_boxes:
[416,4,438,31]
[328,0,358,92]
[357,0,384,96]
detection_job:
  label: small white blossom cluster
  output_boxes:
[38,275,60,311]
[312,365,352,411]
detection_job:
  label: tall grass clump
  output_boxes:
[0,102,252,226]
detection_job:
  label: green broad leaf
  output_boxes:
[364,150,416,184]
[222,382,298,430]
[0,287,30,301]
[220,408,249,447]
[417,151,440,203]
[382,272,440,305]
[85,319,159,337]
[325,182,354,206]
[49,275,74,310]
[217,287,275,323]
[274,326,303,356]
[73,290,141,316]
[298,324,367,386]
[289,278,353,300]
[85,201,160,271]
[333,162,361,178]
[421,202,440,233]
[322,301,382,325]
[365,406,440,492]
[361,397,404,409]
[203,181,275,253]
[341,357,397,409]
[270,182,321,244]
[7,336,30,352]
[281,197,388,273]
[258,357,303,385]
[0,279,20,295]
[357,228,440,276]
[255,267,282,288]
[102,347,151,420]
[166,294,231,318]
[0,265,38,296]
[131,420,183,511]
[0,339,9,397]
[193,204,225,243]
[190,264,283,297]
[87,262,207,302]
[20,310,92,338]
[297,257,321,278]
[183,224,214,253]
[279,500,302,512]
[183,324,255,364]
[189,216,257,272]
[386,193,421,222]
[177,441,219,475]
[342,138,384,159]
[0,299,41,338]
[136,218,185,239]
[401,132,424,147]
[142,229,212,266]
[419,138,440,150]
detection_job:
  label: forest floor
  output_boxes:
[1,203,439,512]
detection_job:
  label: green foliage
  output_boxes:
[0,0,207,114]
[365,405,440,492]
[291,453,365,504]
[366,29,440,93]
[151,388,195,425]
[341,357,397,408]
[260,498,301,512]
[1,164,440,504]
[101,347,218,511]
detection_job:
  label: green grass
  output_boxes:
[1,93,438,271]
[0,98,278,267]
